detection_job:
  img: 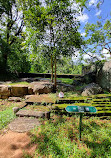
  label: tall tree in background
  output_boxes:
[19,0,84,89]
[0,0,25,74]
[82,18,111,64]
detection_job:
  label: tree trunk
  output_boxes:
[2,53,8,74]
[54,56,57,91]
[51,55,53,83]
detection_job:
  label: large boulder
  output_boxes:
[32,82,54,94]
[57,83,74,92]
[10,85,28,97]
[81,83,102,96]
[97,60,111,91]
[0,85,10,99]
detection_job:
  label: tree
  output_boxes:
[0,0,25,74]
[83,17,111,62]
[20,0,84,89]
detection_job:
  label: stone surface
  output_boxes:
[28,87,33,95]
[13,107,20,113]
[9,117,40,132]
[10,85,28,97]
[57,83,74,92]
[31,81,54,94]
[8,97,21,102]
[82,64,97,75]
[16,110,50,119]
[97,60,111,91]
[0,85,10,99]
[81,83,102,96]
[25,94,55,104]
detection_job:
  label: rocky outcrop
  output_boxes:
[57,83,74,92]
[81,83,102,96]
[96,60,111,91]
[12,107,20,113]
[10,86,28,97]
[28,87,33,95]
[31,82,54,94]
[0,85,10,99]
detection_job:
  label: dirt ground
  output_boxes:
[0,130,37,158]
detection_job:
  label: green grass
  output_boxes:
[29,115,111,158]
[57,78,73,85]
[0,106,16,130]
[7,81,29,85]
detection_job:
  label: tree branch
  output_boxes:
[9,20,24,45]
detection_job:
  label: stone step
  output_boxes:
[25,94,55,105]
[16,110,50,119]
[9,117,41,132]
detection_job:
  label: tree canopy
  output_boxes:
[83,18,111,62]
[0,0,30,74]
[18,0,84,86]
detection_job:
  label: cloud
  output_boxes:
[102,49,111,59]
[95,10,101,16]
[89,0,98,6]
[81,32,86,36]
[77,13,89,23]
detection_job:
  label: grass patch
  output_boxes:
[24,104,50,111]
[30,115,111,158]
[7,81,29,85]
[57,78,73,85]
[0,106,16,130]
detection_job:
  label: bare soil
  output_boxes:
[0,130,37,158]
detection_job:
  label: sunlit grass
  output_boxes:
[30,115,111,158]
[57,78,73,85]
[0,106,16,130]
[7,82,29,85]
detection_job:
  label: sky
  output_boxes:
[73,0,111,64]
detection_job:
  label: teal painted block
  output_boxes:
[66,105,97,113]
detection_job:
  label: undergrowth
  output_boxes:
[0,105,16,130]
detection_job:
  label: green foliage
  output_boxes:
[29,54,82,74]
[19,0,84,76]
[84,17,111,61]
[0,0,31,74]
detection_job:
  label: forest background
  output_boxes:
[0,0,111,77]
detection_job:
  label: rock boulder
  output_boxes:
[32,82,54,94]
[10,86,28,97]
[81,83,102,96]
[97,60,111,91]
[0,85,10,99]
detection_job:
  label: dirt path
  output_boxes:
[0,130,36,158]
